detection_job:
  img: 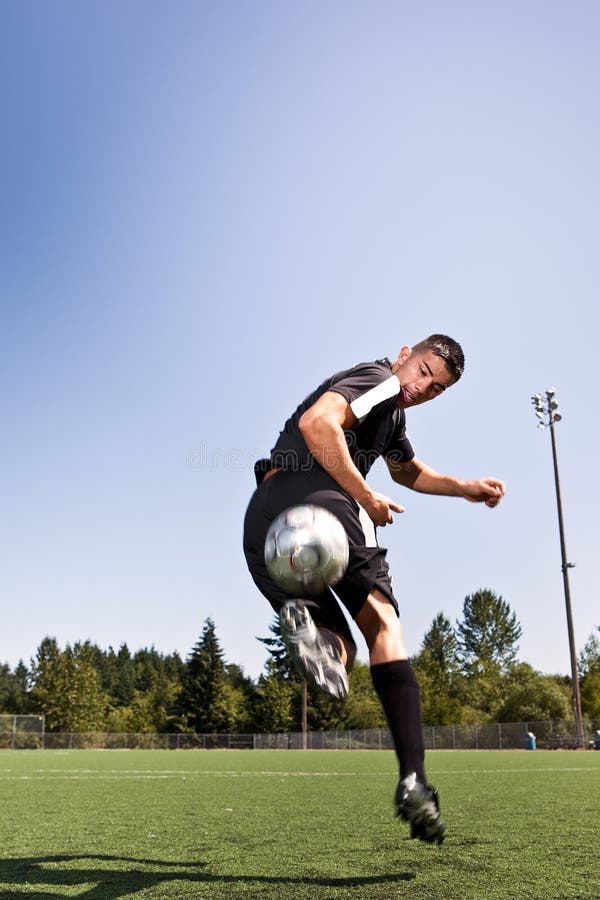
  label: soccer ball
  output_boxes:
[264,504,349,595]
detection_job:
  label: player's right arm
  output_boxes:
[298,391,404,526]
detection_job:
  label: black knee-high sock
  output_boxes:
[371,660,426,783]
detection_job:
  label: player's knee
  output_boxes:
[355,592,402,652]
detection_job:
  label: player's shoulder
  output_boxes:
[331,358,392,382]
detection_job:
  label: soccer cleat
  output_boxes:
[279,600,349,700]
[395,772,446,844]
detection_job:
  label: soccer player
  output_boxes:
[243,335,505,844]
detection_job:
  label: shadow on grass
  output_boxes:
[0,853,416,897]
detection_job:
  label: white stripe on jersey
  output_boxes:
[358,504,378,548]
[349,374,400,421]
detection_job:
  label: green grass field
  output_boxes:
[0,748,598,899]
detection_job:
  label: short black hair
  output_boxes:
[411,334,465,382]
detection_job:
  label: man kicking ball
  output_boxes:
[243,335,505,844]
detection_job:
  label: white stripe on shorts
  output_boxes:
[349,374,400,421]
[358,504,378,548]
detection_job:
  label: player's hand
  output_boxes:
[463,478,506,508]
[363,491,405,526]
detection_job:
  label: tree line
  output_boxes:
[1,589,598,733]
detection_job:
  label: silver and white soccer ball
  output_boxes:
[264,504,349,595]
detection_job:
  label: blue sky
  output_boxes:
[2,1,598,681]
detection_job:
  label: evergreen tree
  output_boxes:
[114,643,136,706]
[134,647,163,692]
[414,613,463,720]
[421,613,461,690]
[163,651,186,684]
[8,661,32,714]
[253,661,295,732]
[179,619,229,733]
[412,614,465,724]
[457,589,522,676]
[0,663,13,712]
[453,590,522,720]
[256,616,296,679]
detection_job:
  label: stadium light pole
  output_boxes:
[531,389,584,748]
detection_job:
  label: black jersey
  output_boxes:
[269,358,415,478]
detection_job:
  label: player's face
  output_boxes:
[394,349,455,408]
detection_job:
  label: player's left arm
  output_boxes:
[386,456,505,508]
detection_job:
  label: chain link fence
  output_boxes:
[0,714,45,749]
[1,717,599,750]
[255,719,600,750]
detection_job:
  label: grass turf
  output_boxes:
[0,748,598,898]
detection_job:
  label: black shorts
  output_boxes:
[243,466,399,639]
